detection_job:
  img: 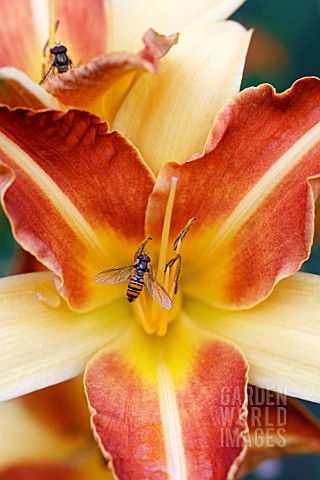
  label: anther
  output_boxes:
[165,217,196,298]
[135,237,152,260]
[174,217,196,251]
[165,254,182,294]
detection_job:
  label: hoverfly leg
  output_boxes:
[165,254,182,294]
[134,236,152,261]
[40,63,55,85]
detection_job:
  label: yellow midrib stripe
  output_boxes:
[204,120,320,258]
[158,362,187,480]
[0,132,108,261]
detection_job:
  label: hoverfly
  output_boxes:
[40,44,73,84]
[94,238,172,309]
[40,20,73,85]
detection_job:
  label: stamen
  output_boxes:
[174,217,196,251]
[164,264,171,292]
[165,217,196,299]
[135,236,152,260]
[165,254,182,296]
[134,295,155,335]
[157,316,169,336]
[157,177,178,284]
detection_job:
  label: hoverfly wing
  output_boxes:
[94,265,134,284]
[145,271,172,310]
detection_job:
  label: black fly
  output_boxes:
[40,44,73,84]
[40,20,73,84]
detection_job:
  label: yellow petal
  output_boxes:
[0,399,86,468]
[110,0,245,51]
[184,272,320,402]
[0,272,129,400]
[113,21,252,174]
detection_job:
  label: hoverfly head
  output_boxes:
[137,253,150,263]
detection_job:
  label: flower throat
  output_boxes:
[134,177,196,336]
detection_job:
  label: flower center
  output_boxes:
[134,177,195,336]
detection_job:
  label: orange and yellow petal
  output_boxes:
[114,21,251,174]
[0,272,129,400]
[0,0,43,81]
[44,30,178,125]
[238,386,320,478]
[147,77,320,309]
[184,272,320,402]
[0,107,155,311]
[0,68,64,109]
[54,0,109,66]
[109,0,245,51]
[85,318,249,479]
[0,454,112,480]
[0,463,84,480]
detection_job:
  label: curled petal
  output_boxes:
[110,0,245,51]
[185,272,320,402]
[45,30,178,124]
[0,107,154,311]
[85,319,249,479]
[0,67,64,109]
[0,272,129,400]
[114,21,252,174]
[147,77,320,308]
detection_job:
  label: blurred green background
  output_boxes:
[0,0,320,478]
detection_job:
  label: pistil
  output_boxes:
[48,0,56,51]
[134,178,195,337]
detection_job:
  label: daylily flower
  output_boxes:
[1,381,318,479]
[1,76,320,478]
[1,0,320,479]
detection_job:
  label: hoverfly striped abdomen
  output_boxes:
[127,271,144,302]
[94,238,172,310]
[127,254,150,303]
